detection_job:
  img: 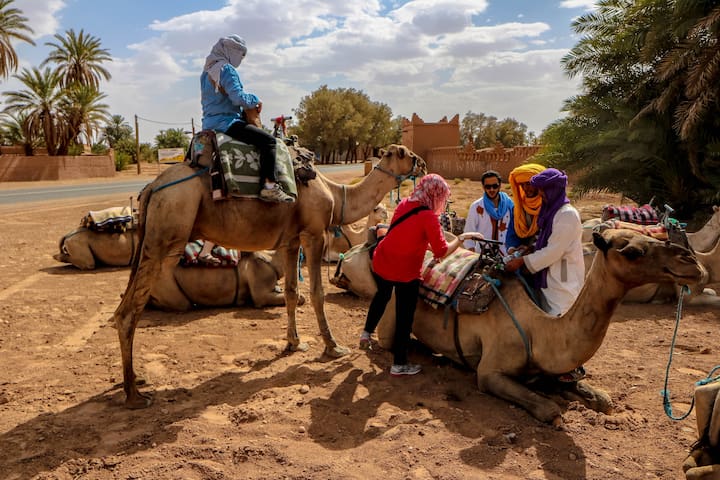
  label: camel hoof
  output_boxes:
[325,344,350,358]
[287,341,310,352]
[298,294,306,306]
[125,392,153,409]
[551,416,565,430]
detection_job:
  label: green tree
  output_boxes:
[103,114,133,148]
[56,83,110,153]
[461,111,529,148]
[155,128,189,149]
[0,111,39,154]
[41,28,112,89]
[2,67,65,155]
[551,0,720,217]
[293,85,397,163]
[0,0,34,79]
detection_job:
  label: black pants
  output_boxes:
[225,121,278,182]
[363,272,420,365]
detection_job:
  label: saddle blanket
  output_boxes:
[594,219,668,240]
[602,204,659,225]
[181,239,239,267]
[419,249,480,308]
[216,134,298,200]
[81,206,134,232]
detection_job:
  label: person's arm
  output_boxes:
[221,65,261,109]
[523,208,579,273]
[463,200,481,251]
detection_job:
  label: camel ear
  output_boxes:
[397,146,406,159]
[380,148,388,157]
[592,231,610,252]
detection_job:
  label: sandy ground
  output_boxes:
[0,167,718,480]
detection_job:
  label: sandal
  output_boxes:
[199,253,221,266]
[558,366,586,383]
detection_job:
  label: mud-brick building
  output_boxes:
[401,113,541,181]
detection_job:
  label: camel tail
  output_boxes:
[126,185,152,284]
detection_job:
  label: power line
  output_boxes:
[135,115,192,127]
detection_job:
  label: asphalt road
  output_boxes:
[0,163,364,205]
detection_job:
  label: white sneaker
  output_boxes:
[390,363,422,376]
[359,331,372,350]
[260,184,295,203]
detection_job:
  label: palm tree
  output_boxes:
[0,0,35,78]
[0,112,40,155]
[3,67,65,155]
[103,114,133,148]
[56,84,110,154]
[41,28,111,88]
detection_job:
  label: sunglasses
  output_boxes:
[483,183,500,190]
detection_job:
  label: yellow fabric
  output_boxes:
[508,163,545,238]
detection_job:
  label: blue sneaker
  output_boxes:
[390,364,421,376]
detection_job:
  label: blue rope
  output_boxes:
[659,285,720,420]
[483,273,533,362]
[152,167,209,193]
[297,247,305,282]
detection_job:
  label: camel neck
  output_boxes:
[324,168,397,226]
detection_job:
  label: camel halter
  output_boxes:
[373,155,422,203]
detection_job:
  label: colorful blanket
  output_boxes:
[81,206,134,232]
[419,249,480,308]
[180,240,239,267]
[594,219,668,240]
[602,204,659,225]
[216,134,297,200]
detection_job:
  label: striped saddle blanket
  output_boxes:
[181,239,239,267]
[419,249,480,308]
[602,204,659,225]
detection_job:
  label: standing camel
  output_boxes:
[113,144,425,408]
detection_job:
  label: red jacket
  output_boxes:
[372,199,449,282]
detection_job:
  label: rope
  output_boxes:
[297,247,305,282]
[152,167,209,193]
[483,273,533,363]
[659,285,720,420]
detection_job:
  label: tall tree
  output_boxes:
[103,114,133,148]
[0,0,34,79]
[42,29,112,89]
[2,67,65,155]
[461,111,529,148]
[56,84,110,153]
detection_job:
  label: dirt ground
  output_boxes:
[0,167,718,480]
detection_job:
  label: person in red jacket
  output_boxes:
[359,173,468,376]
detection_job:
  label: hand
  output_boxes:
[459,232,483,242]
[504,256,525,273]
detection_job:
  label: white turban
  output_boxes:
[203,35,247,90]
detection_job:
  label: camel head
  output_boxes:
[370,203,389,225]
[376,144,427,181]
[592,228,704,288]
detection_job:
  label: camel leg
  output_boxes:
[147,256,191,311]
[114,255,163,408]
[66,239,96,270]
[478,370,563,426]
[301,234,349,357]
[281,244,307,352]
[247,262,286,308]
[555,380,613,414]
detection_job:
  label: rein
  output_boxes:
[484,273,534,364]
[661,285,720,421]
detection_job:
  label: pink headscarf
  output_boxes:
[409,173,451,214]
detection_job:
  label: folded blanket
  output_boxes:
[602,204,659,225]
[594,219,668,240]
[216,134,297,200]
[81,206,134,232]
[419,249,480,308]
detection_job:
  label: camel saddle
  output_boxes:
[187,130,318,198]
[683,379,720,478]
[80,206,135,233]
[602,204,659,225]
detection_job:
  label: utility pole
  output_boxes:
[191,118,195,136]
[135,114,141,175]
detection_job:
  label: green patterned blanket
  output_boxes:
[216,133,297,199]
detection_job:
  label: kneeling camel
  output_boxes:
[341,229,704,425]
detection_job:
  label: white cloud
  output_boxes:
[559,0,596,10]
[13,0,66,39]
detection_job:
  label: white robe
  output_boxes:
[523,203,585,316]
[463,197,513,255]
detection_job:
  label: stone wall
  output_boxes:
[0,154,115,181]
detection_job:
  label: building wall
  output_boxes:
[400,113,542,181]
[0,154,115,181]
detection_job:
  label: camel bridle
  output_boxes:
[373,154,423,186]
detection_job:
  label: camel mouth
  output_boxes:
[663,267,701,282]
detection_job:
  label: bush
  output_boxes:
[115,151,131,171]
[91,143,109,154]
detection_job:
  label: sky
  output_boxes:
[4,0,596,144]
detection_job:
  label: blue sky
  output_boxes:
[5,0,596,144]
